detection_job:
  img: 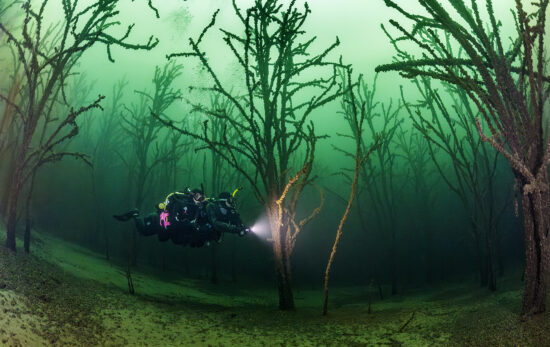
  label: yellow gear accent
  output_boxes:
[232,187,241,198]
[158,191,182,210]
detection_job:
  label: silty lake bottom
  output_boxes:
[1,0,550,345]
[0,231,549,346]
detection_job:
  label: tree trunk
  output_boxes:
[521,179,550,315]
[475,234,489,287]
[91,169,110,260]
[497,230,504,277]
[390,230,397,295]
[273,249,294,310]
[104,230,110,261]
[24,218,31,253]
[473,221,497,290]
[231,237,237,283]
[23,170,38,254]
[131,180,144,266]
[6,200,18,251]
[423,226,433,284]
[131,230,138,266]
[24,202,31,254]
[485,226,497,292]
[0,149,17,218]
[269,207,295,310]
[211,244,218,285]
[5,150,26,251]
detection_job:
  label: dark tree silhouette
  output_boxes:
[395,125,438,284]
[87,78,128,260]
[122,62,183,210]
[23,72,97,253]
[160,0,343,310]
[157,128,191,197]
[197,94,242,285]
[0,49,23,218]
[377,0,550,314]
[337,75,402,295]
[120,61,183,265]
[0,2,26,217]
[0,0,158,251]
[401,77,508,291]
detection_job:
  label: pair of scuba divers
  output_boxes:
[114,188,251,248]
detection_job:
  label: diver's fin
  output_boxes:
[113,209,139,222]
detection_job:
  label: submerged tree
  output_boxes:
[120,62,183,265]
[23,72,97,253]
[160,0,343,309]
[122,62,183,210]
[341,75,402,295]
[88,78,128,260]
[0,0,158,251]
[0,2,29,218]
[401,76,508,291]
[323,70,379,316]
[157,128,191,198]
[0,46,24,218]
[377,0,550,314]
[197,94,242,285]
[395,125,438,284]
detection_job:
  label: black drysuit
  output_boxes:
[135,192,215,247]
[134,195,243,247]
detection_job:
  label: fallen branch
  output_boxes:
[398,311,416,332]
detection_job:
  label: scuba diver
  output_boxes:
[113,188,251,247]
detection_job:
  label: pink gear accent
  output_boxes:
[160,211,171,228]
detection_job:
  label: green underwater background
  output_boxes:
[1,0,550,345]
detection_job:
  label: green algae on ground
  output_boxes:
[1,230,549,346]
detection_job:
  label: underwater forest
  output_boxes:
[2,0,550,345]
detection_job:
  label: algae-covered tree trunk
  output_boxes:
[0,0,158,251]
[323,70,380,315]
[160,0,340,310]
[378,0,550,314]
